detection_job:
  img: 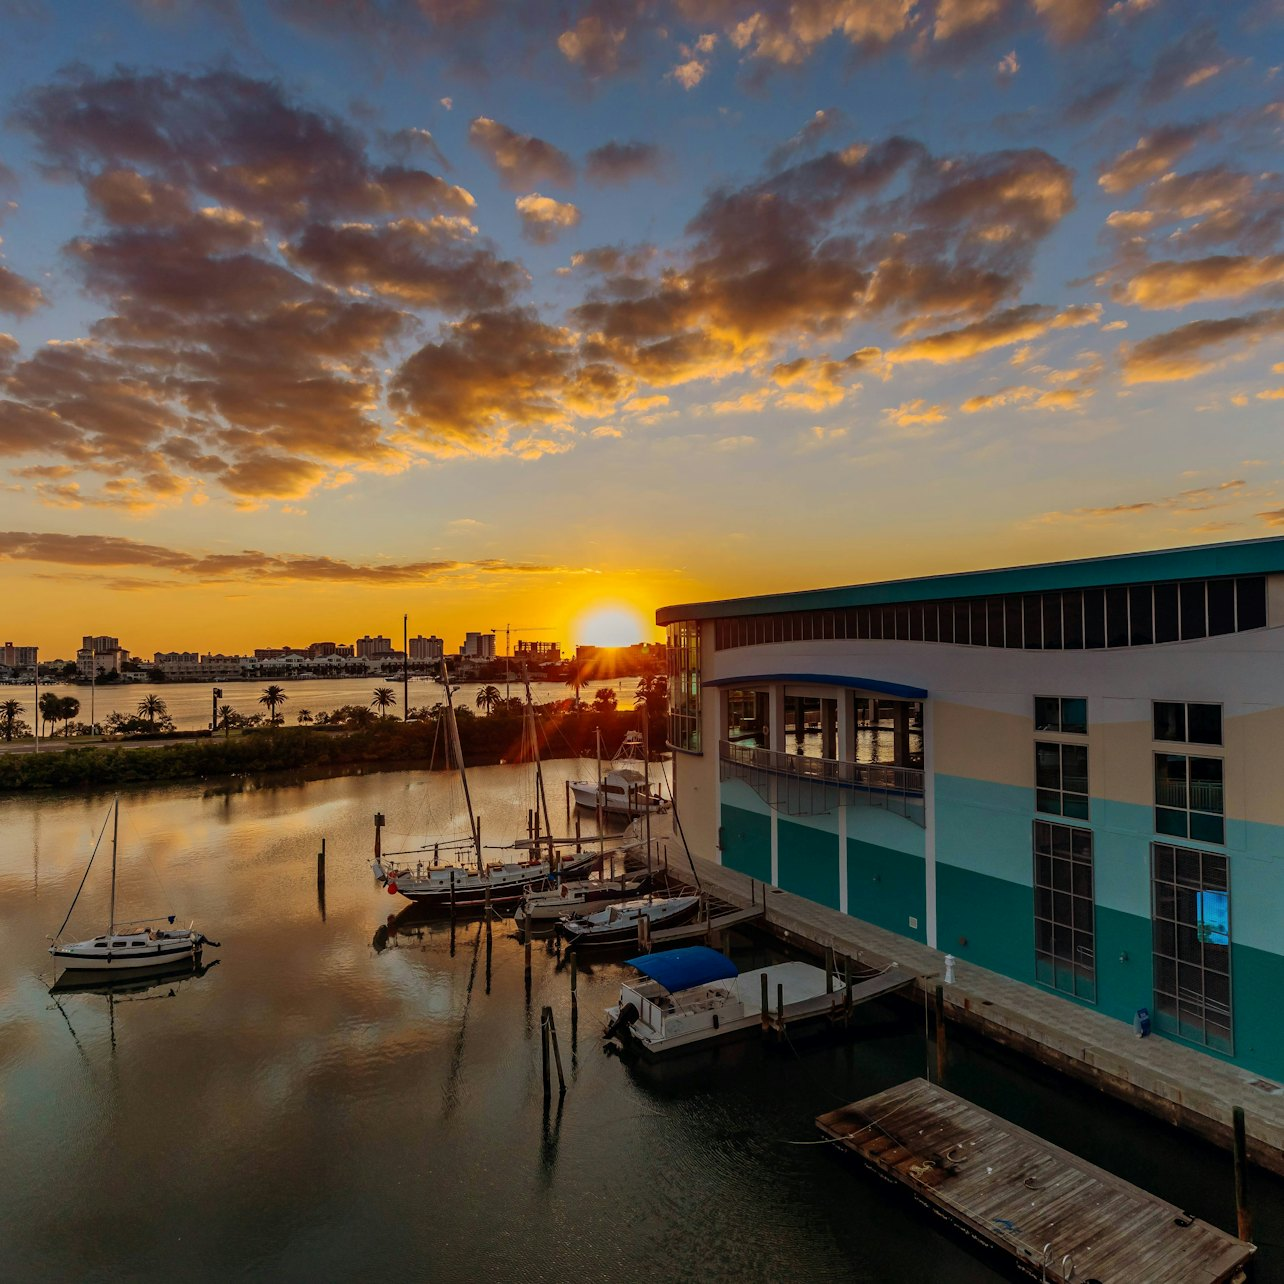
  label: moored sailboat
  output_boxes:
[48,798,217,975]
[373,668,595,909]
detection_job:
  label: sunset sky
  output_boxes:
[1,1,1282,657]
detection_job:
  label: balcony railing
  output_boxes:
[719,739,925,826]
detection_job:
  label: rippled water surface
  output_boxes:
[2,764,1281,1281]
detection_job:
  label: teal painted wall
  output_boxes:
[847,838,926,942]
[779,818,840,910]
[720,802,771,883]
[936,862,1033,979]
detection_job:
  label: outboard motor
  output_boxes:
[604,1002,639,1043]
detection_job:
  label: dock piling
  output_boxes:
[570,948,578,1011]
[316,837,326,888]
[449,869,456,921]
[541,1007,551,1100]
[574,812,581,853]
[1233,1105,1253,1243]
[547,1008,566,1097]
[760,972,769,1034]
[935,984,947,1084]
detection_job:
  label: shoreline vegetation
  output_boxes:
[0,706,664,793]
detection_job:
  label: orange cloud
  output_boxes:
[1116,254,1284,310]
[1098,124,1207,194]
[515,194,582,244]
[1121,309,1284,384]
[890,303,1099,364]
[884,399,947,427]
[468,117,575,189]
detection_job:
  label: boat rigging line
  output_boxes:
[54,802,114,940]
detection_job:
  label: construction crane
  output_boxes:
[491,624,555,698]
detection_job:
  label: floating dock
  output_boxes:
[816,1079,1254,1283]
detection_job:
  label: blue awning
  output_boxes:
[625,946,738,992]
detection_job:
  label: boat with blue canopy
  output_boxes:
[604,947,855,1056]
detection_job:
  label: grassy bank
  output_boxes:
[0,709,655,792]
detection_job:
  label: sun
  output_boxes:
[576,605,646,648]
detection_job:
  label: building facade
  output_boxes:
[77,635,129,677]
[659,538,1284,1081]
[1,642,38,668]
[409,634,445,662]
[463,631,496,659]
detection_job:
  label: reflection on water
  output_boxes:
[1,765,1281,1281]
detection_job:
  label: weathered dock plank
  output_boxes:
[817,1078,1253,1283]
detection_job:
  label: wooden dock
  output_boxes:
[816,1079,1253,1283]
[649,903,764,944]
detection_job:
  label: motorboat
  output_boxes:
[514,872,652,925]
[555,894,700,947]
[49,798,218,976]
[604,947,908,1056]
[569,729,668,818]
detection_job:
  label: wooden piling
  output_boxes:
[547,1007,566,1097]
[1233,1105,1253,1243]
[776,982,785,1040]
[525,919,532,981]
[485,885,492,936]
[935,984,947,1085]
[449,868,456,921]
[574,812,582,853]
[541,1007,551,1100]
[570,948,578,1010]
[316,837,326,888]
[825,944,834,994]
[760,972,770,1034]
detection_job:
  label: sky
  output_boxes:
[1,0,1282,658]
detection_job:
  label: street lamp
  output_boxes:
[212,687,223,735]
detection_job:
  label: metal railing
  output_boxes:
[719,740,925,825]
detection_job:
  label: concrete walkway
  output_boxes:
[675,848,1284,1174]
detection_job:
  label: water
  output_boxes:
[0,676,635,734]
[2,764,1281,1281]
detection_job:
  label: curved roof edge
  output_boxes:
[705,673,928,699]
[656,535,1284,625]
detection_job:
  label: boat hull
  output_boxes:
[51,936,203,973]
[382,854,595,910]
[568,781,668,816]
[557,896,701,947]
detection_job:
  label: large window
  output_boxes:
[1152,843,1232,1053]
[1034,821,1096,1001]
[1153,701,1222,746]
[1155,754,1224,844]
[1036,742,1089,819]
[666,621,702,753]
[1034,695,1087,735]
[712,575,1267,652]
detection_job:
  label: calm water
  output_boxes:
[2,763,1281,1281]
[3,676,635,733]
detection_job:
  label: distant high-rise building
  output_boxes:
[409,634,444,662]
[515,640,561,663]
[77,634,129,676]
[0,642,38,668]
[355,634,393,658]
[463,631,496,659]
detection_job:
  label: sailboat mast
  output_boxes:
[525,678,553,860]
[108,796,119,935]
[642,707,652,875]
[595,726,604,855]
[441,663,481,870]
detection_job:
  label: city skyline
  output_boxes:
[1,4,1282,653]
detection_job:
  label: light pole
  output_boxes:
[212,687,223,735]
[89,647,96,737]
[32,646,39,755]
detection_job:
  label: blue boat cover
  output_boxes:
[625,946,739,992]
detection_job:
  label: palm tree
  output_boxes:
[564,656,589,705]
[259,684,287,726]
[59,695,81,737]
[592,686,617,713]
[137,693,168,729]
[296,708,313,725]
[371,686,396,718]
[217,703,236,737]
[0,699,21,741]
[39,690,62,737]
[475,684,502,715]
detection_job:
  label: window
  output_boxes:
[1155,754,1224,844]
[1152,843,1232,1053]
[1034,821,1095,1001]
[711,575,1269,652]
[666,621,702,753]
[1153,701,1222,746]
[1036,742,1089,819]
[1034,696,1087,735]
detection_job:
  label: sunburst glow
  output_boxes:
[576,606,646,648]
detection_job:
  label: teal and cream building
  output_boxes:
[659,537,1284,1080]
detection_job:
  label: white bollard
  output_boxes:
[943,953,956,985]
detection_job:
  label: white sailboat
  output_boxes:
[49,798,216,975]
[373,668,592,909]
